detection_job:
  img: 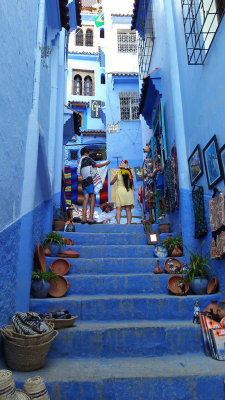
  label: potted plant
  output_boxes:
[31,270,58,298]
[184,241,210,294]
[162,235,183,256]
[43,232,65,257]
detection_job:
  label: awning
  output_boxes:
[139,68,161,128]
[131,0,140,30]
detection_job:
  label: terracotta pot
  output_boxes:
[53,219,65,231]
[159,223,170,233]
[171,244,183,257]
[204,300,221,321]
[44,243,51,257]
[217,300,225,320]
[153,260,163,274]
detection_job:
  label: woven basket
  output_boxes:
[46,316,78,329]
[23,376,50,400]
[1,331,58,371]
[2,322,54,346]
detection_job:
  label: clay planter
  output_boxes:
[31,280,50,298]
[207,277,219,295]
[53,219,65,231]
[44,243,51,257]
[189,277,208,295]
[171,244,183,257]
[159,223,170,233]
[217,300,225,320]
[153,260,163,274]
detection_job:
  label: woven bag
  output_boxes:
[23,376,50,400]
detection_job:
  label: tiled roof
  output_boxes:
[68,101,90,107]
[59,0,70,31]
[111,14,132,17]
[131,0,140,30]
[139,74,150,115]
[76,0,82,27]
[81,129,106,136]
[110,72,138,76]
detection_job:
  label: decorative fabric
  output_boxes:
[164,158,176,212]
[12,312,51,335]
[91,165,108,194]
[78,156,97,189]
[209,192,225,259]
[39,310,71,319]
[171,145,179,208]
[97,210,116,224]
[192,186,207,239]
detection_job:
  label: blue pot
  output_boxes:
[49,243,61,257]
[190,278,208,294]
[31,280,50,298]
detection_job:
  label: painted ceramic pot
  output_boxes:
[31,280,50,298]
[189,277,208,294]
[49,243,61,257]
[154,244,168,258]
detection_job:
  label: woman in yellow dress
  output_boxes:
[110,160,134,224]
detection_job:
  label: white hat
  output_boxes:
[0,370,31,400]
[23,377,50,400]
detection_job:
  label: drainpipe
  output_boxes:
[16,0,46,311]
[163,0,194,249]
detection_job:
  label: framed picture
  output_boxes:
[188,144,203,186]
[146,231,160,245]
[219,144,225,183]
[203,135,223,189]
[134,166,143,181]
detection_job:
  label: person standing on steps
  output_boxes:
[77,147,110,224]
[110,160,134,224]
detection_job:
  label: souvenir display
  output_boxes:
[209,190,225,259]
[167,275,189,296]
[154,244,168,258]
[163,258,183,274]
[192,185,207,238]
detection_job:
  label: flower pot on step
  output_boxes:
[31,280,50,298]
[171,244,183,257]
[190,277,208,294]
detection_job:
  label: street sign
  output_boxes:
[107,124,120,133]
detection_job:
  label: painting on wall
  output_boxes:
[219,144,225,183]
[188,144,203,186]
[134,166,143,181]
[203,135,222,189]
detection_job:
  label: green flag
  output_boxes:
[94,13,104,27]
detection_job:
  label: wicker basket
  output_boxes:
[23,376,50,400]
[46,316,78,329]
[2,322,54,346]
[1,330,58,371]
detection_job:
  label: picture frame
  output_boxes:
[188,144,203,186]
[203,135,223,189]
[134,166,143,181]
[146,231,160,245]
[219,143,225,183]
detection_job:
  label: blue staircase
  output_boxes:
[12,224,224,399]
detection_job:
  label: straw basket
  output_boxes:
[0,330,58,371]
[46,316,78,329]
[2,322,54,346]
[0,369,31,399]
[23,376,50,400]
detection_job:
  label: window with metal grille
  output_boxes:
[84,76,93,96]
[119,92,139,121]
[117,32,137,53]
[85,29,93,46]
[181,0,225,65]
[138,1,154,79]
[76,28,83,46]
[73,75,82,95]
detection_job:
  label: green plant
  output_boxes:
[32,270,58,287]
[43,232,65,248]
[162,235,183,252]
[184,241,210,284]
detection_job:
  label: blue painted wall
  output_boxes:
[138,0,225,292]
[106,76,143,217]
[0,0,71,326]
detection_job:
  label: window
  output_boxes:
[101,73,105,84]
[76,28,83,46]
[181,0,225,65]
[138,2,154,79]
[117,31,137,53]
[119,92,139,121]
[85,29,93,46]
[70,150,78,160]
[84,76,93,96]
[100,28,104,38]
[73,75,82,95]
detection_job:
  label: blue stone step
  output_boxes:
[48,320,202,358]
[63,273,175,295]
[56,245,159,258]
[60,232,177,246]
[46,257,185,274]
[30,293,221,321]
[73,224,146,233]
[8,355,225,400]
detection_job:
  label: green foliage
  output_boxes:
[43,232,65,248]
[162,235,183,252]
[32,270,58,287]
[184,241,210,284]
